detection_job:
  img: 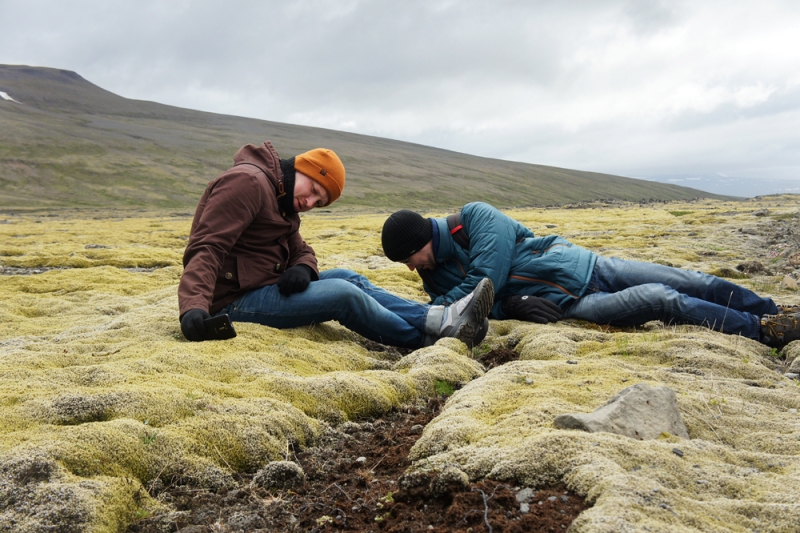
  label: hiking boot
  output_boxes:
[777,304,800,314]
[760,312,800,349]
[439,278,494,348]
[472,318,490,347]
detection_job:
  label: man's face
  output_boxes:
[400,241,436,271]
[293,172,329,212]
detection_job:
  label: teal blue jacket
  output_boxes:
[425,202,597,319]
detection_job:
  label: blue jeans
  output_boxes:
[218,268,433,348]
[563,256,777,340]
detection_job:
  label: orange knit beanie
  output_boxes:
[294,148,345,205]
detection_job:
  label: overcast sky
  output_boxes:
[2,0,799,196]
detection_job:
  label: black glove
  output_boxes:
[181,308,212,341]
[277,265,313,296]
[502,295,563,323]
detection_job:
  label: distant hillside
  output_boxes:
[0,64,729,210]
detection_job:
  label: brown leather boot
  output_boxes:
[761,312,800,349]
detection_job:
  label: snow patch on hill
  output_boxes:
[0,91,20,102]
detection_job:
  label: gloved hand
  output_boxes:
[181,308,212,341]
[502,295,562,323]
[277,265,313,296]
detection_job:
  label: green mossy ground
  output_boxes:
[1,197,798,532]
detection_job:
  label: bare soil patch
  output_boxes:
[128,350,590,532]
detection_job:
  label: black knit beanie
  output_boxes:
[381,210,432,262]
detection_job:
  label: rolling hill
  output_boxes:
[0,64,729,210]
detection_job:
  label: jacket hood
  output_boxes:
[232,141,282,180]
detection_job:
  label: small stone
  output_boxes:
[785,374,799,381]
[560,495,569,502]
[520,503,530,513]
[548,496,557,501]
[789,409,798,414]
[516,488,536,504]
[781,276,798,291]
[566,360,578,365]
[355,457,367,464]
[673,448,684,457]
[525,377,534,385]
[696,479,709,485]
[410,424,424,433]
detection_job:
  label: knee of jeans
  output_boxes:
[320,268,362,282]
[636,284,682,310]
[324,278,369,306]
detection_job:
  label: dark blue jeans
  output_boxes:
[563,256,777,340]
[218,268,433,348]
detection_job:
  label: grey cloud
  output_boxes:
[1,0,799,195]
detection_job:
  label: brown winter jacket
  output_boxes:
[178,141,319,316]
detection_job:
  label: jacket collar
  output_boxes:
[432,216,459,261]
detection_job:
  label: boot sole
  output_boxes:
[455,278,495,348]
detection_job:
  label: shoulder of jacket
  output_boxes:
[463,202,499,217]
[210,166,279,208]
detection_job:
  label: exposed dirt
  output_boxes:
[128,350,590,533]
[478,346,519,370]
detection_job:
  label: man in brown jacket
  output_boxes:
[178,141,494,348]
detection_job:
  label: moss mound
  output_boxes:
[1,198,799,531]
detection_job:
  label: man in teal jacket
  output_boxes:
[381,202,800,349]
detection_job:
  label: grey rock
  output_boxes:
[781,276,798,291]
[251,461,305,490]
[520,502,530,513]
[553,383,690,440]
[516,487,536,504]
